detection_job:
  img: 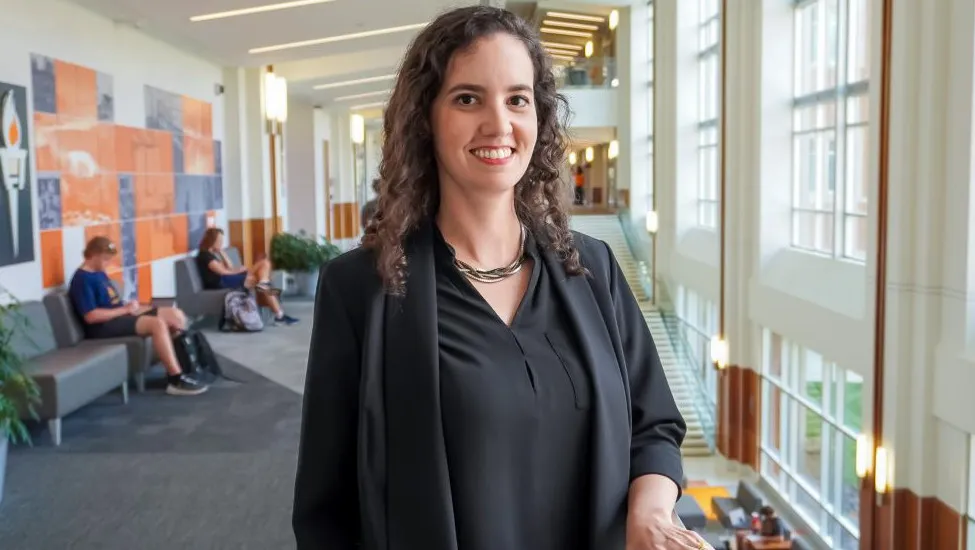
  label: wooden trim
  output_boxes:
[865,0,894,547]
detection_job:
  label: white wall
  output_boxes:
[562,88,619,128]
[0,0,225,301]
[285,98,316,235]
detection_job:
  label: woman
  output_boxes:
[293,6,707,550]
[195,227,298,326]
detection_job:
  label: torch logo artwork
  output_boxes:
[0,90,27,258]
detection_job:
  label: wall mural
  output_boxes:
[0,82,35,267]
[30,54,223,301]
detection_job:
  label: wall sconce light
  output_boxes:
[264,69,288,134]
[710,335,728,369]
[585,146,594,163]
[350,113,365,145]
[568,151,577,165]
[645,210,658,234]
[609,10,619,31]
[608,140,619,160]
[874,446,891,494]
[584,40,594,58]
[855,434,872,478]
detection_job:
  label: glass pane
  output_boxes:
[802,348,826,407]
[794,101,838,133]
[762,452,784,490]
[793,131,837,210]
[845,123,870,215]
[839,432,861,525]
[843,370,864,432]
[794,0,839,96]
[847,93,870,124]
[797,405,825,492]
[847,0,872,83]
[766,331,784,380]
[793,210,835,253]
[793,478,824,530]
[764,381,784,452]
[844,215,868,261]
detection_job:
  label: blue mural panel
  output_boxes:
[122,266,139,302]
[145,86,183,134]
[37,176,61,230]
[172,132,184,174]
[97,72,114,122]
[118,174,135,220]
[121,220,136,268]
[206,176,224,211]
[175,175,210,214]
[213,140,222,175]
[188,213,207,253]
[30,54,56,114]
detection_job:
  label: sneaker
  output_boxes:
[274,314,299,326]
[166,374,209,396]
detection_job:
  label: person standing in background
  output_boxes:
[574,165,586,205]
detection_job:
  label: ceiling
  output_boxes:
[566,126,615,149]
[68,0,625,112]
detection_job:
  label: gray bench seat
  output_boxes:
[9,302,128,446]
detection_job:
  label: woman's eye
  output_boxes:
[456,94,477,106]
[510,96,530,107]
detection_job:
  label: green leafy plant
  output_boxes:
[0,293,40,445]
[270,231,342,272]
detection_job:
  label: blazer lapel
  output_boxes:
[541,249,631,550]
[383,221,458,550]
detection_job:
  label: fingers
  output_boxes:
[672,528,711,549]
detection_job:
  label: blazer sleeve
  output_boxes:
[601,240,687,493]
[293,261,362,549]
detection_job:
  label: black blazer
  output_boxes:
[293,222,686,550]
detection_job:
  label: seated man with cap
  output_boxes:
[67,236,208,396]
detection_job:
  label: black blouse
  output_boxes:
[434,227,594,550]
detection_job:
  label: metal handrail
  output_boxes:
[657,308,717,451]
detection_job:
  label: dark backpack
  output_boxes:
[172,329,222,381]
[220,289,264,332]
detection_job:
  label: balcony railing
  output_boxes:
[554,57,618,89]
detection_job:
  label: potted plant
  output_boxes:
[270,232,341,298]
[0,295,40,504]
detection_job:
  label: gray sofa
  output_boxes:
[712,480,765,529]
[174,247,242,320]
[7,302,128,445]
[42,292,157,393]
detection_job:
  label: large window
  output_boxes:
[760,330,863,549]
[676,286,719,407]
[697,0,721,228]
[791,0,871,260]
[648,0,655,209]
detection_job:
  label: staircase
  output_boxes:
[569,214,712,457]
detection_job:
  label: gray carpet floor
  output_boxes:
[0,357,302,549]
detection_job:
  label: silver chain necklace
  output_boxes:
[452,226,528,284]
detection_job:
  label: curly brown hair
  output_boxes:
[361,5,584,294]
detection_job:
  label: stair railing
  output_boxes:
[656,308,717,452]
[616,209,654,303]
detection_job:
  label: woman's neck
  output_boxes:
[436,191,522,270]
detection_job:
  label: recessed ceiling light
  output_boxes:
[542,20,600,31]
[313,74,397,90]
[540,27,593,38]
[333,89,391,101]
[250,22,427,54]
[350,101,386,110]
[541,41,583,51]
[546,11,605,23]
[190,0,334,22]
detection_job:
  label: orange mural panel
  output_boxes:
[183,135,215,175]
[137,266,153,303]
[84,222,122,272]
[182,97,202,138]
[133,173,174,217]
[150,217,179,260]
[96,124,116,172]
[61,174,116,226]
[114,125,137,173]
[74,65,98,121]
[40,230,65,288]
[172,213,189,254]
[55,119,101,178]
[135,219,153,265]
[145,129,173,174]
[54,61,76,119]
[33,112,59,172]
[201,102,213,138]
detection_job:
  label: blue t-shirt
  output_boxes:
[68,269,123,320]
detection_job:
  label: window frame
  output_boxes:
[696,0,721,229]
[790,0,871,261]
[760,330,862,549]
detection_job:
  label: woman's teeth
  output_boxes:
[472,148,513,159]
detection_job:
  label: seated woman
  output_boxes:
[195,227,299,326]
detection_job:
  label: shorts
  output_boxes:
[219,273,248,289]
[85,308,158,339]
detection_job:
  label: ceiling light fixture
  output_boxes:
[542,20,600,31]
[545,11,605,23]
[540,27,593,38]
[349,101,387,111]
[551,54,575,62]
[541,41,582,50]
[609,9,619,30]
[546,47,578,57]
[313,74,397,90]
[250,22,427,54]
[333,89,391,101]
[191,0,334,22]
